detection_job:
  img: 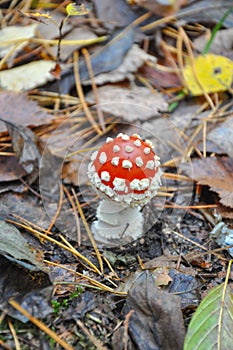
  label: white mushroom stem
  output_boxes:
[91,200,144,244]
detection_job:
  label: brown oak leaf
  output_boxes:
[181,156,233,208]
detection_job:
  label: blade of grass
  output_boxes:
[202,6,233,55]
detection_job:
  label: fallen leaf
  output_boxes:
[143,254,179,269]
[178,1,233,28]
[168,269,199,309]
[183,54,233,96]
[0,60,56,91]
[83,44,156,85]
[50,27,98,61]
[93,0,139,30]
[207,116,233,158]
[0,220,43,271]
[0,91,54,132]
[0,156,26,182]
[153,267,173,286]
[48,27,134,94]
[50,62,61,79]
[0,192,51,229]
[86,85,168,121]
[128,0,185,16]
[139,63,181,88]
[0,254,53,322]
[218,204,233,219]
[113,271,185,350]
[181,156,233,208]
[1,119,42,184]
[194,28,233,55]
[0,23,37,65]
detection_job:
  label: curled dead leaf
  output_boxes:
[181,156,233,208]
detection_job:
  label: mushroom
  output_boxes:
[87,133,162,244]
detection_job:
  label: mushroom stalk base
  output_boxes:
[92,200,144,245]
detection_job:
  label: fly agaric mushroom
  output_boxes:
[87,133,162,244]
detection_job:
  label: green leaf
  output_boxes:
[184,283,233,350]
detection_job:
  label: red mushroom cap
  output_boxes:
[88,133,162,206]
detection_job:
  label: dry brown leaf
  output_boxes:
[0,192,50,229]
[1,119,41,184]
[83,45,156,85]
[0,91,54,132]
[93,0,139,30]
[139,63,181,88]
[218,204,233,219]
[86,85,168,122]
[113,271,185,350]
[207,116,233,158]
[181,156,233,208]
[153,267,173,286]
[128,0,186,16]
[50,27,97,61]
[0,156,26,182]
[177,0,233,28]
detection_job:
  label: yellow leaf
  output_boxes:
[66,2,91,16]
[27,12,51,19]
[183,54,233,96]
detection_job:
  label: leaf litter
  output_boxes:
[0,1,233,349]
[181,156,233,208]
